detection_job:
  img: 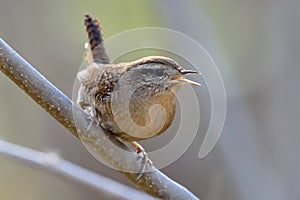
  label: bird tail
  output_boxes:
[84,14,110,64]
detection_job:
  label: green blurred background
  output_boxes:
[1,0,300,200]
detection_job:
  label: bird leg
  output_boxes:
[130,141,153,179]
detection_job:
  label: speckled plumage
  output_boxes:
[77,56,185,141]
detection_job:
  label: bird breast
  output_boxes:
[110,90,177,141]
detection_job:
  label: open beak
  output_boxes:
[172,69,201,86]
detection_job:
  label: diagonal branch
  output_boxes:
[0,38,199,200]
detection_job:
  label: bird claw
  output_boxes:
[136,148,153,179]
[83,107,99,133]
[137,157,152,179]
[85,115,94,133]
[128,141,153,179]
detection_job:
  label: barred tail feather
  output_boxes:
[84,14,110,64]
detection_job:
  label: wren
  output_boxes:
[77,15,200,175]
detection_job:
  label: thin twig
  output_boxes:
[0,139,155,200]
[0,38,199,200]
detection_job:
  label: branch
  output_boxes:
[0,38,199,200]
[0,139,154,199]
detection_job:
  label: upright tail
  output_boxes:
[84,14,110,64]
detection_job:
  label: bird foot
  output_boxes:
[130,141,153,179]
[136,150,153,179]
[83,106,99,133]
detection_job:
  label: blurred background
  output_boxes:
[1,0,300,199]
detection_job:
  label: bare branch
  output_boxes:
[0,38,199,200]
[0,139,155,200]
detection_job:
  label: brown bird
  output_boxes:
[77,15,200,174]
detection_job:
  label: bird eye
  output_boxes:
[155,68,164,77]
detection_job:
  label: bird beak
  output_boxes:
[180,69,200,75]
[171,69,201,86]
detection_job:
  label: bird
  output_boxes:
[77,15,200,176]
